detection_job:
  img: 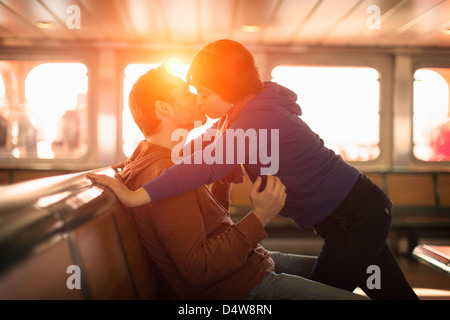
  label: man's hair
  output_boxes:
[186,39,263,103]
[128,65,175,137]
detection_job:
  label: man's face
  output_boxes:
[168,75,207,130]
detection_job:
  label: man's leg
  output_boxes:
[270,251,316,277]
[244,271,368,300]
[245,251,367,300]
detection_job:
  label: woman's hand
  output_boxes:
[87,173,151,207]
[249,175,287,227]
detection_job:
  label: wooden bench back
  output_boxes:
[230,171,450,213]
[0,169,164,299]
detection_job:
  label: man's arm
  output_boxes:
[209,180,232,211]
[249,175,286,227]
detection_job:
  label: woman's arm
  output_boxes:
[87,173,151,207]
[88,120,261,207]
[86,140,236,208]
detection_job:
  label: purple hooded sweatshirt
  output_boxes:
[143,82,360,229]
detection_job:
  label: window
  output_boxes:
[0,76,6,152]
[413,68,450,162]
[271,66,380,161]
[0,62,88,159]
[122,62,213,157]
[0,76,5,104]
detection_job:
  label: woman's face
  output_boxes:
[194,83,232,120]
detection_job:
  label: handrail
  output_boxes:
[0,167,114,212]
[0,167,117,273]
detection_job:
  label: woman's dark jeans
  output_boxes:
[309,174,419,300]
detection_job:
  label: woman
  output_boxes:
[89,39,417,300]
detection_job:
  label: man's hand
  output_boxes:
[249,175,287,227]
[87,173,151,207]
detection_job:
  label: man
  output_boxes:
[89,65,365,300]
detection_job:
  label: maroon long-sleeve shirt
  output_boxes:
[117,141,274,299]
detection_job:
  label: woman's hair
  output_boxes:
[186,39,263,103]
[128,65,174,137]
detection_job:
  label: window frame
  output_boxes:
[411,59,450,167]
[0,48,96,170]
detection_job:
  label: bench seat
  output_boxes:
[230,171,450,255]
[0,169,165,299]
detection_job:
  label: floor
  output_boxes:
[260,234,450,300]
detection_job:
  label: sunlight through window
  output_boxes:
[271,66,380,161]
[0,62,88,159]
[413,68,450,162]
[0,76,7,152]
[0,76,5,103]
[25,63,88,159]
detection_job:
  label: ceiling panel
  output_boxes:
[0,25,15,38]
[391,0,450,47]
[0,0,46,40]
[122,0,168,42]
[0,0,448,48]
[412,18,450,47]
[355,0,446,46]
[78,0,138,41]
[322,0,407,46]
[200,0,235,42]
[290,0,364,45]
[1,0,73,40]
[159,0,200,43]
[377,0,448,46]
[232,0,279,44]
[259,0,325,45]
[39,0,107,41]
